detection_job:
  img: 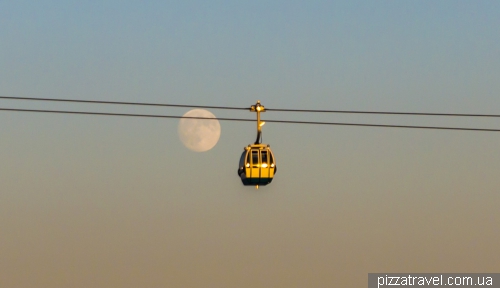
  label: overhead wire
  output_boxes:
[1,107,499,132]
[266,108,500,118]
[0,96,248,111]
[2,95,500,117]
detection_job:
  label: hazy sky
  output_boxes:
[1,1,499,287]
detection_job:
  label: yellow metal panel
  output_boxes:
[261,167,269,178]
[243,144,276,180]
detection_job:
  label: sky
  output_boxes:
[1,1,500,287]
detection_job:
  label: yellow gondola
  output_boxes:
[237,101,277,188]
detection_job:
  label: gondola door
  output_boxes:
[250,149,260,179]
[260,150,270,179]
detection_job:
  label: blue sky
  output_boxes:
[1,1,499,287]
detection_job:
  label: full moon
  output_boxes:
[178,109,221,152]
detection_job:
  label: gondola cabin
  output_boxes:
[238,144,276,186]
[238,100,277,188]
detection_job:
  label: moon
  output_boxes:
[178,109,221,152]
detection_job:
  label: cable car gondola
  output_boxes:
[237,101,277,188]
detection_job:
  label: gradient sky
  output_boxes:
[1,1,500,287]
